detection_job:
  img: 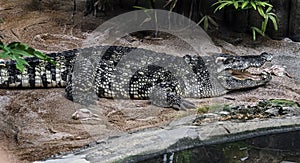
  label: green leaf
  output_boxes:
[251,26,265,41]
[256,1,265,7]
[255,1,273,8]
[15,43,30,51]
[204,16,209,31]
[33,51,47,60]
[268,12,277,17]
[132,6,148,10]
[269,16,278,30]
[26,47,36,55]
[34,51,56,65]
[10,49,33,57]
[257,6,265,17]
[208,16,219,27]
[214,2,228,12]
[266,6,272,13]
[198,15,219,31]
[15,57,30,66]
[0,51,10,59]
[16,62,25,72]
[164,0,173,8]
[241,1,249,9]
[253,26,265,36]
[252,28,257,41]
[251,2,257,10]
[7,42,20,48]
[48,59,57,66]
[212,1,226,7]
[11,55,27,72]
[197,16,206,25]
[266,3,273,7]
[262,18,268,33]
[170,0,177,11]
[0,41,56,71]
[1,45,10,53]
[0,40,4,47]
[233,1,239,9]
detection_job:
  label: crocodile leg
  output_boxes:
[167,92,196,110]
[149,84,196,110]
[66,48,99,105]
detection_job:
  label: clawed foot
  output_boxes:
[171,98,196,110]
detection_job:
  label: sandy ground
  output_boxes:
[0,0,299,162]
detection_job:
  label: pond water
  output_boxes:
[140,130,300,163]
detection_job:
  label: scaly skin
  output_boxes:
[0,46,272,110]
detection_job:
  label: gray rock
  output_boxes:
[38,115,300,163]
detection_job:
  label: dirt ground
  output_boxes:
[0,0,299,162]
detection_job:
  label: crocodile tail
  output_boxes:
[0,50,77,88]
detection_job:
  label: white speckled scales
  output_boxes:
[66,46,214,105]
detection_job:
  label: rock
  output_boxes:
[282,107,300,116]
[218,111,230,116]
[282,37,294,42]
[38,115,300,163]
[265,108,280,116]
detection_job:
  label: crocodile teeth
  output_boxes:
[230,69,262,81]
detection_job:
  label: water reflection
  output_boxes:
[140,130,300,163]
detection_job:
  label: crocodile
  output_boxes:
[0,46,273,110]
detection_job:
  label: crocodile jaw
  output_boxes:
[214,52,273,91]
[217,69,271,90]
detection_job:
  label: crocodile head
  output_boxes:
[214,52,273,90]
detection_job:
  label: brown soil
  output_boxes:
[0,0,299,162]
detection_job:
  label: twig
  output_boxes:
[10,29,19,40]
[23,21,47,31]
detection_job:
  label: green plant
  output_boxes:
[251,6,278,40]
[213,0,273,12]
[132,6,159,37]
[197,15,219,31]
[164,0,178,12]
[164,0,219,31]
[84,0,115,16]
[0,41,56,72]
[213,0,278,40]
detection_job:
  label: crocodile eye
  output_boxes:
[261,52,273,61]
